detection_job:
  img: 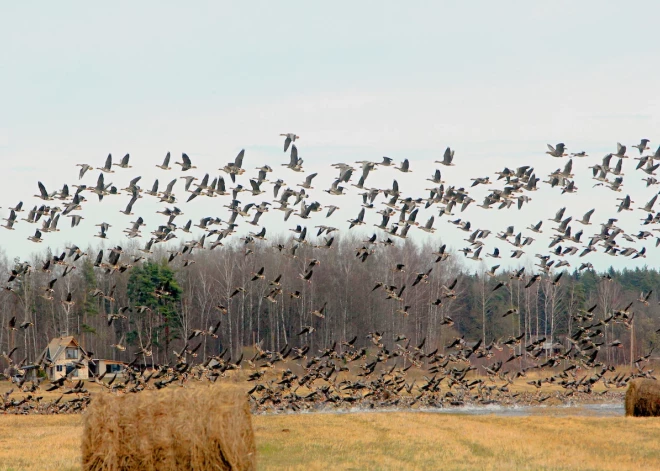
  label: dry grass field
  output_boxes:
[1,412,660,471]
[0,366,653,470]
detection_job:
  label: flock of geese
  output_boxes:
[1,318,656,414]
[2,135,660,414]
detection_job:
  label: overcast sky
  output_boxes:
[2,2,660,271]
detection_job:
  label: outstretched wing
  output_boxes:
[38,182,48,198]
[234,149,245,168]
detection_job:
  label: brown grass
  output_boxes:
[3,410,660,471]
[257,412,660,471]
[625,379,660,417]
[0,414,82,471]
[82,386,256,471]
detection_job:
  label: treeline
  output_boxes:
[0,235,658,368]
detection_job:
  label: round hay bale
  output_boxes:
[82,386,256,471]
[625,379,660,417]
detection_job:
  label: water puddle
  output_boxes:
[260,402,625,418]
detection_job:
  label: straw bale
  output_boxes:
[625,379,660,417]
[82,386,256,471]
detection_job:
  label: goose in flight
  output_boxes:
[299,270,314,283]
[176,153,196,171]
[67,214,84,227]
[441,278,458,298]
[119,195,138,216]
[325,179,345,196]
[27,229,43,243]
[311,302,327,318]
[156,152,171,170]
[250,267,265,281]
[633,139,650,154]
[485,265,500,277]
[486,247,501,258]
[298,173,318,189]
[427,169,444,184]
[222,149,246,183]
[347,208,366,229]
[97,154,114,173]
[76,164,93,180]
[395,159,412,173]
[546,143,567,157]
[640,160,659,175]
[35,182,54,201]
[282,145,304,171]
[113,154,132,169]
[577,209,595,225]
[2,210,17,230]
[297,326,315,335]
[412,268,433,286]
[418,216,435,233]
[614,142,628,158]
[280,133,299,152]
[638,194,658,213]
[617,195,633,212]
[436,147,455,166]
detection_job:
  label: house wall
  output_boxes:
[96,360,126,377]
[47,360,89,381]
[47,348,89,381]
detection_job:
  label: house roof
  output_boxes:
[40,336,89,363]
[93,359,126,365]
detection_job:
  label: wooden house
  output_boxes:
[38,336,90,381]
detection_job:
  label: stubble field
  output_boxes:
[1,411,660,471]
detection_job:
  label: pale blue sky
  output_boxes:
[2,2,660,270]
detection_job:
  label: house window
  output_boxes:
[106,364,122,373]
[65,348,78,359]
[56,365,63,372]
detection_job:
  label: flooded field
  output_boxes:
[260,401,625,418]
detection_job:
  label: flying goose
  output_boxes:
[633,139,650,154]
[97,154,114,173]
[113,154,132,168]
[546,143,567,157]
[280,133,299,152]
[76,164,93,179]
[436,147,455,166]
[176,153,196,171]
[395,159,411,173]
